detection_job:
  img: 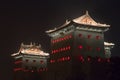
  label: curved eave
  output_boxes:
[104,42,115,49]
[104,42,115,46]
[11,52,49,57]
[46,21,72,34]
[11,53,20,57]
[73,21,110,28]
[22,53,49,57]
[46,21,110,34]
[74,21,110,32]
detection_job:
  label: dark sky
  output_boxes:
[0,0,120,80]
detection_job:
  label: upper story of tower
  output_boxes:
[11,43,49,58]
[73,11,110,27]
[46,11,110,38]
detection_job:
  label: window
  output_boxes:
[69,35,72,38]
[87,57,91,62]
[57,56,71,62]
[40,60,44,64]
[67,56,70,60]
[86,46,92,51]
[51,35,72,44]
[39,68,48,72]
[14,68,23,72]
[33,60,36,63]
[79,34,82,38]
[14,60,22,64]
[96,36,101,40]
[78,55,84,62]
[26,59,29,62]
[68,46,71,50]
[78,45,83,49]
[50,59,55,63]
[31,67,37,72]
[62,57,65,61]
[96,47,101,51]
[51,45,71,55]
[87,35,91,39]
[98,57,101,62]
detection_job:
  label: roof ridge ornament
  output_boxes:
[21,42,24,46]
[66,19,68,23]
[30,42,33,46]
[85,10,89,15]
[72,11,110,27]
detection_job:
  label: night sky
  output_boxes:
[0,0,120,80]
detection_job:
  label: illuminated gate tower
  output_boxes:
[11,43,49,80]
[46,11,114,80]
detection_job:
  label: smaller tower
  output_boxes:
[11,43,49,80]
[104,42,114,58]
